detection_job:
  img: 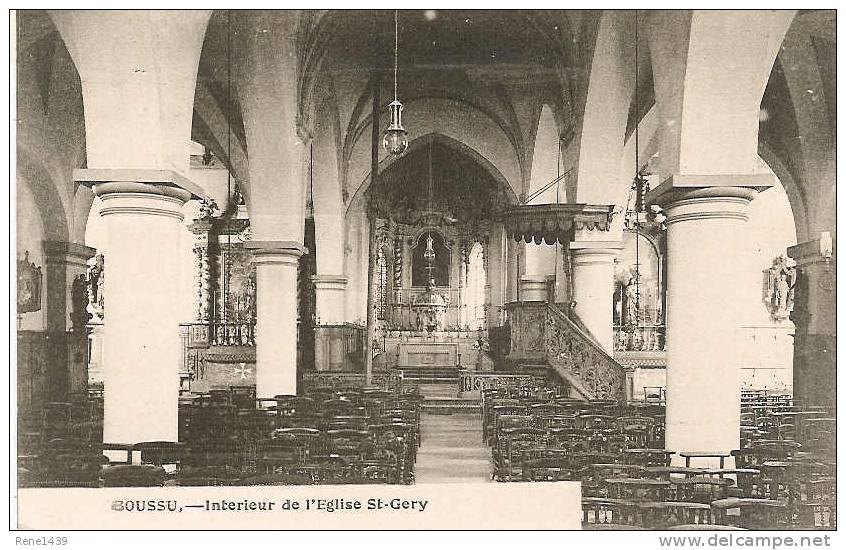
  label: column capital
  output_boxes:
[646,174,773,210]
[75,168,204,200]
[245,240,304,266]
[788,232,836,267]
[312,275,348,290]
[570,240,624,251]
[189,219,215,235]
[570,241,623,265]
[41,241,96,268]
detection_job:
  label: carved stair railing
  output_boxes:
[545,304,626,401]
[505,302,626,401]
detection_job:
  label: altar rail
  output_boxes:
[505,302,626,401]
[458,370,535,397]
[302,371,403,390]
[613,324,666,351]
[181,322,255,348]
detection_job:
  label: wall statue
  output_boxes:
[17,251,42,314]
[763,255,796,322]
[87,254,105,322]
[70,273,89,331]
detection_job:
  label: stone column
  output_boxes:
[88,179,192,444]
[788,234,836,410]
[247,241,303,398]
[458,246,467,327]
[505,238,520,303]
[313,275,348,371]
[570,241,622,352]
[650,181,767,462]
[189,220,214,323]
[313,275,347,325]
[42,241,96,332]
[41,241,96,399]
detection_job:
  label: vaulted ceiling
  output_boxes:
[14,9,838,244]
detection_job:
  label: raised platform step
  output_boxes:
[421,397,481,414]
[418,383,461,400]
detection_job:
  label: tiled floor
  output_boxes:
[415,412,492,484]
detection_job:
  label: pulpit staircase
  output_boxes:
[505,302,627,402]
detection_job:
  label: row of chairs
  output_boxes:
[18,381,423,488]
[482,383,835,530]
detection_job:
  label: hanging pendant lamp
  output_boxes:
[383,10,409,156]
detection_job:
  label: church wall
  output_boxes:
[16,177,89,413]
[17,179,46,331]
[737,172,797,391]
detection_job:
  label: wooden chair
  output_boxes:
[101,464,166,487]
[176,465,246,486]
[582,498,638,526]
[795,501,837,529]
[356,460,398,484]
[581,464,648,496]
[636,501,713,529]
[624,449,674,468]
[711,498,789,529]
[229,385,257,409]
[618,416,656,449]
[255,439,306,474]
[494,427,545,481]
[520,457,573,482]
[671,477,734,503]
[134,441,186,474]
[680,451,733,469]
[606,477,672,502]
[325,429,373,462]
[235,471,315,486]
[578,414,616,431]
[533,414,577,431]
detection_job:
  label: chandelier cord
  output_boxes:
[428,138,433,211]
[393,10,399,102]
[635,9,640,327]
[225,10,233,325]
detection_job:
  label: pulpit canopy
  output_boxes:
[502,203,616,245]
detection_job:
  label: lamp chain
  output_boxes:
[394,10,399,102]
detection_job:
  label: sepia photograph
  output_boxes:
[10,5,838,539]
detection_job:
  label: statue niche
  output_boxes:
[411,230,450,287]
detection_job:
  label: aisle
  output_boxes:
[414,412,492,484]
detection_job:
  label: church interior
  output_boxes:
[14,9,836,530]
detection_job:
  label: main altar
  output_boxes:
[356,138,509,374]
[365,216,496,373]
